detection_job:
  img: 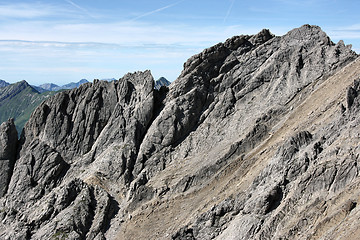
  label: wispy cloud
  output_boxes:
[331,24,360,32]
[131,0,185,21]
[0,3,53,18]
[64,0,97,18]
[0,20,266,84]
[0,40,198,52]
[0,37,197,84]
[0,20,262,47]
[326,24,360,40]
[224,0,235,23]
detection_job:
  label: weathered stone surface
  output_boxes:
[6,139,69,207]
[1,25,360,240]
[0,119,17,197]
[131,24,357,200]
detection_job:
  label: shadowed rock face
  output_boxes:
[0,25,360,240]
[0,119,17,197]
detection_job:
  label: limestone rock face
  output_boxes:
[0,119,17,197]
[0,25,360,240]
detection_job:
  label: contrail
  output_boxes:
[65,0,96,18]
[224,0,235,23]
[131,0,185,21]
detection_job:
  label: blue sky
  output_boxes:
[0,0,359,85]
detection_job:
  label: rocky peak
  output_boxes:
[283,24,330,44]
[0,26,359,240]
[154,77,171,90]
[180,29,275,80]
[20,70,154,163]
[0,80,38,104]
[248,28,274,47]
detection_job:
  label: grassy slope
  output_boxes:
[0,83,58,134]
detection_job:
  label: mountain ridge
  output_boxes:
[37,79,90,92]
[0,80,58,134]
[0,77,170,135]
[0,80,9,88]
[0,25,360,239]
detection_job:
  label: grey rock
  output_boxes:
[6,139,69,207]
[0,119,17,197]
[1,24,360,240]
[133,24,356,193]
[0,70,155,239]
[347,79,360,109]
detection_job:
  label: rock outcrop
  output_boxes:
[0,24,359,239]
[0,119,17,197]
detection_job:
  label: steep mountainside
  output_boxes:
[155,77,171,90]
[0,80,10,88]
[38,83,60,92]
[0,80,57,133]
[0,25,360,239]
[31,85,49,93]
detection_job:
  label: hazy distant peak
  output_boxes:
[36,79,89,91]
[79,79,89,84]
[39,83,60,90]
[0,79,10,88]
[155,77,171,90]
[61,79,89,89]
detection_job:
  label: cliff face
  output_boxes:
[0,25,359,239]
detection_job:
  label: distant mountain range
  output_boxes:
[0,77,170,134]
[34,79,89,92]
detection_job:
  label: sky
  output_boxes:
[0,0,359,85]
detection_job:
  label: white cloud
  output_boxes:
[325,24,360,40]
[0,3,54,18]
[0,2,280,49]
[0,19,265,48]
[337,24,360,31]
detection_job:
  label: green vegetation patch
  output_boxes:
[0,82,59,134]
